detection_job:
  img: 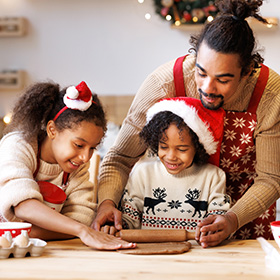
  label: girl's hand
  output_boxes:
[195,212,238,248]
[14,199,136,250]
[78,226,136,250]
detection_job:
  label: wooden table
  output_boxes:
[0,238,279,280]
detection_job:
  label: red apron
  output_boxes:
[173,55,275,239]
[33,147,70,191]
[0,147,69,222]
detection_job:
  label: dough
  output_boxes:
[117,241,191,255]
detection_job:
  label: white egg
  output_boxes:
[14,234,29,247]
[0,236,11,248]
[3,231,12,243]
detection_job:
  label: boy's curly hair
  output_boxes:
[139,111,209,166]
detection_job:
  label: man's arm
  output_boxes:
[94,71,173,229]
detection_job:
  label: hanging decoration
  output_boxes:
[153,0,219,26]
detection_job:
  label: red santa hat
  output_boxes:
[64,81,93,111]
[146,97,225,166]
[53,81,95,122]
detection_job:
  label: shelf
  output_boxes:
[247,17,278,31]
[0,17,27,37]
[171,17,278,32]
[171,23,203,32]
[0,70,25,90]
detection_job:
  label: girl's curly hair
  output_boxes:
[139,111,209,166]
[4,81,107,144]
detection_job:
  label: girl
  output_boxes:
[120,97,231,231]
[0,81,135,250]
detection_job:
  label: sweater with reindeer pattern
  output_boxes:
[121,158,230,231]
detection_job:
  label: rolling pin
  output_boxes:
[115,229,196,243]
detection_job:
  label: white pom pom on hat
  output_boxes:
[66,86,79,99]
[64,81,93,111]
[146,97,225,166]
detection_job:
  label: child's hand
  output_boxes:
[100,225,118,235]
[78,226,136,250]
[15,199,135,250]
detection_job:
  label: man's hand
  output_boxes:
[195,212,238,248]
[91,200,123,231]
[100,225,118,236]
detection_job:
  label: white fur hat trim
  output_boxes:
[63,86,92,111]
[146,99,218,155]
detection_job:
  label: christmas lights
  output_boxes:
[153,0,218,25]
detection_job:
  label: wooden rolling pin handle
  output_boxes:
[116,229,196,243]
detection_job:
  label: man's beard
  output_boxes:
[199,89,224,110]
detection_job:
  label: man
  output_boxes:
[93,0,280,247]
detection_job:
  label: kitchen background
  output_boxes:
[0,0,279,218]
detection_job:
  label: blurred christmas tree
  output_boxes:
[153,0,219,26]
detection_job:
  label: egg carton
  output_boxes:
[0,238,47,259]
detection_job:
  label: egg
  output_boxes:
[14,233,29,247]
[0,236,11,248]
[3,231,12,243]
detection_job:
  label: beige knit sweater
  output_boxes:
[99,54,280,229]
[122,160,230,231]
[0,132,96,226]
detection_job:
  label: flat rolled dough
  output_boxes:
[117,241,191,255]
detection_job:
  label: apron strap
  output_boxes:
[62,172,70,186]
[33,146,41,179]
[247,64,269,114]
[173,55,188,97]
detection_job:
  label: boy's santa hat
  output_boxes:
[146,97,225,166]
[64,81,92,111]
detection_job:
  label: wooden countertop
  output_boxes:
[0,238,279,279]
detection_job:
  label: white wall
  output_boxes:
[0,0,279,218]
[0,0,279,117]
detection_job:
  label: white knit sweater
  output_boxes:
[121,159,230,231]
